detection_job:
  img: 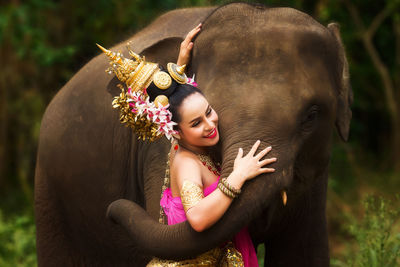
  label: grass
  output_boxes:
[0,210,36,267]
[328,140,400,266]
[330,196,400,266]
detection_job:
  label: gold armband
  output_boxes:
[180,180,204,213]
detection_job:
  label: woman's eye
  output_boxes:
[191,121,200,127]
[206,108,212,116]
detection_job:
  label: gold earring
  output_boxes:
[172,133,181,140]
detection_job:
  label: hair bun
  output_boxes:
[146,66,179,102]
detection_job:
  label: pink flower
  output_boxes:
[187,77,198,87]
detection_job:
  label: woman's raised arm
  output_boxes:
[177,23,202,67]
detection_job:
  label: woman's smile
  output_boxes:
[175,92,220,151]
[205,128,218,139]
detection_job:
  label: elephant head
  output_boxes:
[107,3,352,263]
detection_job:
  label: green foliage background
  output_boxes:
[0,0,399,266]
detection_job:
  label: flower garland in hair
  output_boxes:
[112,86,178,141]
[187,75,197,87]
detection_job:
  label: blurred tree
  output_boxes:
[341,0,400,170]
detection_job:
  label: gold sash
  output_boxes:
[146,242,243,267]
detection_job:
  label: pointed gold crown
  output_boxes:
[97,43,193,142]
[96,44,159,93]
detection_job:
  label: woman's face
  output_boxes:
[176,92,219,152]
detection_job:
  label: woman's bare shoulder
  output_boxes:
[172,150,201,173]
[171,150,202,187]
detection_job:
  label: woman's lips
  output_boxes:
[205,128,217,138]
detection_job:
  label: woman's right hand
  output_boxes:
[233,140,276,182]
[177,23,202,67]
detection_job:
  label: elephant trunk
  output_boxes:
[218,139,294,223]
[107,140,293,259]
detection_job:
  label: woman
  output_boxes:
[146,24,277,266]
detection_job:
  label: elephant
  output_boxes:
[34,2,352,266]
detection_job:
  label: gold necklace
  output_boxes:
[178,144,221,176]
[158,147,221,224]
[159,152,171,224]
[197,154,221,176]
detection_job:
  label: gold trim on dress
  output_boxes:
[146,242,244,267]
[180,180,204,213]
[146,247,220,266]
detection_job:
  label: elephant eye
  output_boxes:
[301,105,319,132]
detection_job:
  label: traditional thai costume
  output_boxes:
[97,44,259,266]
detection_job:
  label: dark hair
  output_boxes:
[145,67,204,129]
[168,84,204,127]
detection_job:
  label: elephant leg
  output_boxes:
[264,174,329,266]
[35,168,75,266]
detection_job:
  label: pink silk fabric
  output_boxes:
[160,178,259,267]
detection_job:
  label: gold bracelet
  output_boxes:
[221,178,241,195]
[218,182,237,199]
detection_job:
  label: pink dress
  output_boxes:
[160,177,259,267]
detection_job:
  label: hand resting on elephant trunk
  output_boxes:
[172,139,276,233]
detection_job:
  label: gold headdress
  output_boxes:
[97,43,191,141]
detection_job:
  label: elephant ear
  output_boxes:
[140,37,194,77]
[328,23,353,142]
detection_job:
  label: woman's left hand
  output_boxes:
[177,23,202,66]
